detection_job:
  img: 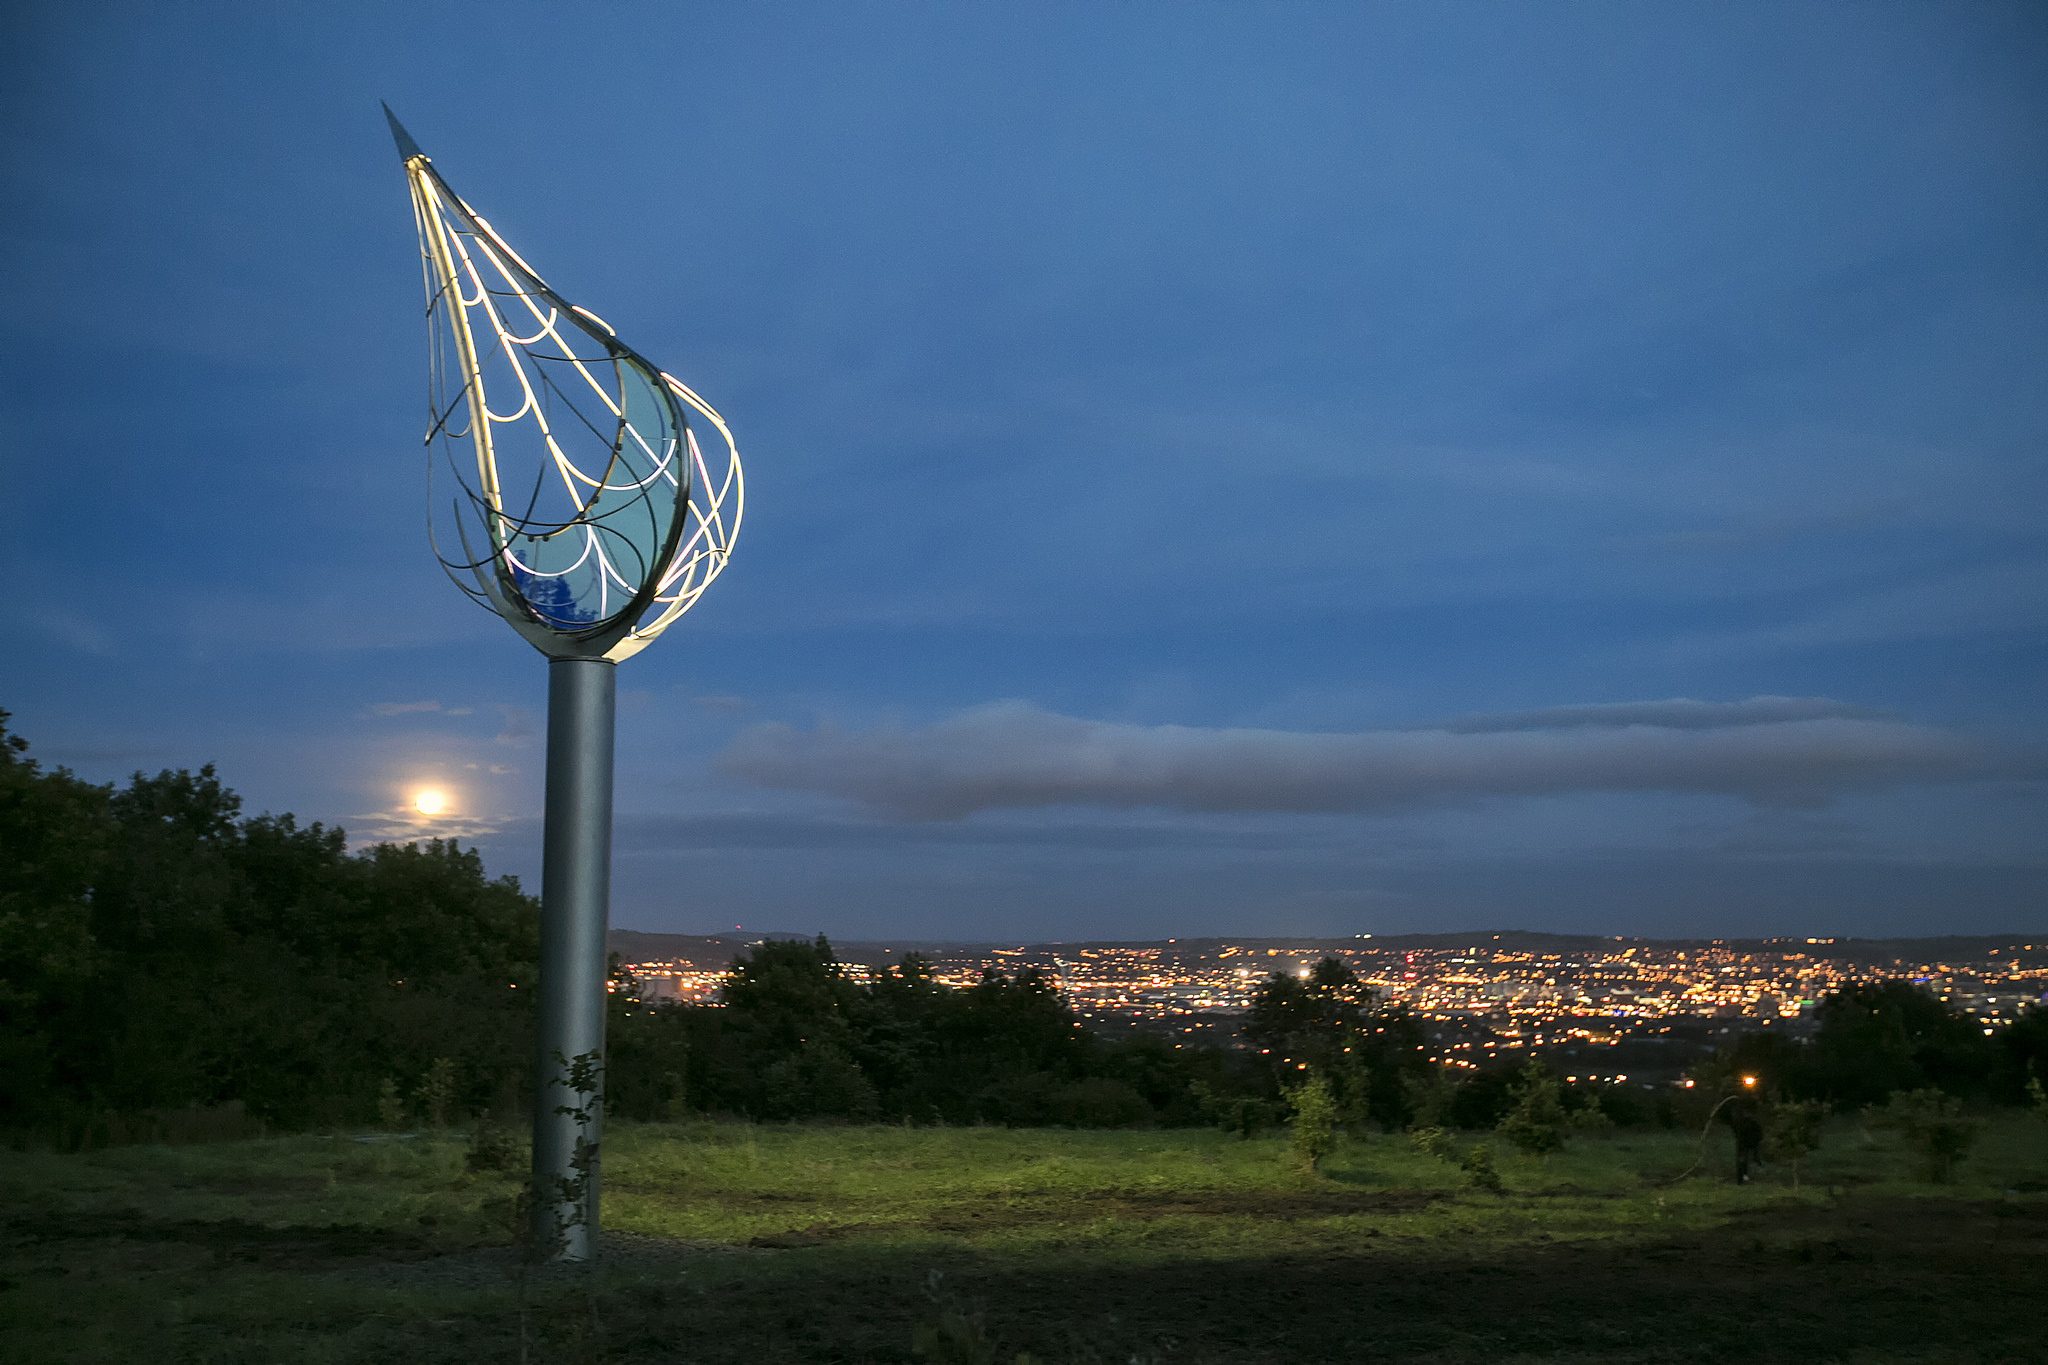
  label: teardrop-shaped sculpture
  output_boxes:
[390,107,742,661]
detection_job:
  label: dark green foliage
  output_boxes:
[1497,1057,1569,1155]
[1579,1080,1658,1129]
[466,1120,524,1172]
[0,712,539,1139]
[1287,1069,1338,1170]
[0,711,105,1128]
[1243,956,1429,1128]
[1407,1123,1504,1191]
[1457,1141,1505,1192]
[1764,1098,1826,1186]
[1875,1088,1982,1183]
[1443,1066,1523,1131]
[606,935,1270,1127]
[1996,1003,2048,1105]
[1192,1082,1283,1138]
[1808,980,1997,1105]
[1691,981,2009,1117]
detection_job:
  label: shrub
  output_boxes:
[1289,1071,1338,1171]
[466,1122,523,1173]
[1048,1077,1150,1128]
[415,1057,456,1130]
[1407,1125,1453,1161]
[1445,1067,1521,1131]
[1458,1142,1505,1193]
[1765,1098,1827,1187]
[760,1041,880,1121]
[1876,1088,1981,1183]
[1497,1058,1567,1156]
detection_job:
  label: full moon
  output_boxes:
[413,790,446,816]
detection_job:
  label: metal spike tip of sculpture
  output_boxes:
[388,105,742,1263]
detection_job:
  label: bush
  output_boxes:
[1497,1058,1568,1156]
[1458,1142,1505,1193]
[415,1057,456,1130]
[466,1122,523,1173]
[1765,1098,1827,1187]
[1288,1071,1338,1171]
[1588,1083,1657,1129]
[760,1041,879,1121]
[1048,1077,1150,1128]
[1407,1125,1453,1160]
[1875,1088,1982,1183]
[1445,1068,1521,1131]
[1409,1124,1504,1192]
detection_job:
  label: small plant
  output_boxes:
[1765,1099,1827,1188]
[1193,1082,1281,1139]
[1407,1125,1453,1161]
[1876,1088,1981,1183]
[416,1057,457,1130]
[467,1121,523,1173]
[1221,1096,1273,1139]
[1288,1070,1338,1172]
[1411,1124,1505,1193]
[376,1077,406,1130]
[1403,1071,1451,1131]
[1567,1092,1615,1133]
[1337,1049,1373,1132]
[1458,1142,1505,1194]
[1497,1058,1567,1156]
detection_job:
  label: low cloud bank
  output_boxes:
[1437,696,1891,733]
[715,698,1980,820]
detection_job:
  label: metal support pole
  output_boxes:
[531,657,616,1262]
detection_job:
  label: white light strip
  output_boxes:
[406,152,742,658]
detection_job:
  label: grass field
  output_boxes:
[4,1115,2045,1364]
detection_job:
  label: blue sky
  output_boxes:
[3,1,2043,941]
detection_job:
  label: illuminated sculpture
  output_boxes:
[388,106,741,1262]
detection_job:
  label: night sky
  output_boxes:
[3,2,2043,941]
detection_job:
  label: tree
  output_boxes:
[1497,1057,1568,1156]
[1810,980,1995,1107]
[1996,1004,2048,1106]
[1288,1070,1338,1172]
[1246,957,1430,1128]
[0,713,543,1138]
[0,711,108,1130]
[716,936,868,1116]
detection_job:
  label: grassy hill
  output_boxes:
[5,1116,2045,1363]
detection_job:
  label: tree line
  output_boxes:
[4,709,2041,1149]
[0,712,539,1141]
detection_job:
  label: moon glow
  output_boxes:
[413,790,447,816]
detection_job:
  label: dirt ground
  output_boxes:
[7,1191,2045,1363]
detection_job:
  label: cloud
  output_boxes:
[716,699,1983,820]
[1438,696,1891,733]
[344,808,506,848]
[370,700,442,716]
[493,704,538,745]
[605,812,1341,854]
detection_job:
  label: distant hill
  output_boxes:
[607,928,994,969]
[610,927,2043,969]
